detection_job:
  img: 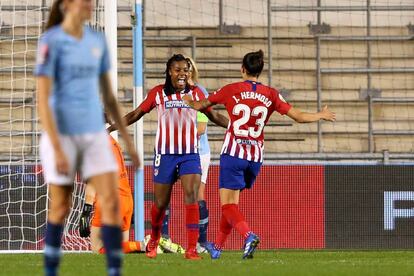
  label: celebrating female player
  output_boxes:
[109,54,228,260]
[36,0,139,275]
[184,50,335,259]
[158,57,211,254]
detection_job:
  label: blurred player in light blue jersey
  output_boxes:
[35,1,139,275]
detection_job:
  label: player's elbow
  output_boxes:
[294,116,306,123]
[290,111,309,123]
[290,113,305,123]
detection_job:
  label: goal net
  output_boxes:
[1,0,413,252]
[0,0,134,251]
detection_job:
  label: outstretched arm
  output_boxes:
[286,105,336,123]
[183,95,212,111]
[183,94,227,127]
[204,109,229,129]
[107,107,146,133]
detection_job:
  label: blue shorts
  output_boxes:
[219,154,262,190]
[153,153,201,184]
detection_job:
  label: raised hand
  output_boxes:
[182,94,193,106]
[321,105,336,122]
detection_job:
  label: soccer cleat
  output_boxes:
[242,233,260,259]
[184,247,202,260]
[144,235,164,254]
[196,242,208,254]
[205,242,222,259]
[145,237,160,259]
[159,236,185,254]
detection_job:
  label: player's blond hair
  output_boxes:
[186,57,199,83]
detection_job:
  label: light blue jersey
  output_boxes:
[196,84,210,156]
[35,25,110,135]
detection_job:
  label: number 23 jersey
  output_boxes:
[208,80,291,162]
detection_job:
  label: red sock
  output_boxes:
[122,241,142,253]
[185,203,199,250]
[215,214,232,250]
[222,204,251,239]
[151,204,165,241]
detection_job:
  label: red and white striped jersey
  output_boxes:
[139,84,207,155]
[208,81,292,162]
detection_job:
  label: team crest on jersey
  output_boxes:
[165,100,190,109]
[154,169,159,176]
[91,47,102,59]
[37,44,49,65]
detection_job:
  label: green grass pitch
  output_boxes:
[1,251,414,276]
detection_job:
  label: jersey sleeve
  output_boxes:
[34,34,57,77]
[194,86,213,113]
[273,90,292,115]
[99,34,111,74]
[197,112,209,123]
[138,86,159,113]
[208,85,230,105]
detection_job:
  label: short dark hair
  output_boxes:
[242,50,264,77]
[164,54,189,96]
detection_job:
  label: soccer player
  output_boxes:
[108,54,228,260]
[78,134,144,254]
[183,50,335,259]
[36,1,139,275]
[158,57,211,254]
[186,57,211,252]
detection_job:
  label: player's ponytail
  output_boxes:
[46,0,65,30]
[242,49,264,77]
[164,54,189,96]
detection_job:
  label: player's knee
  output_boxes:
[101,197,119,216]
[153,191,171,209]
[183,192,197,204]
[154,198,168,210]
[49,203,70,223]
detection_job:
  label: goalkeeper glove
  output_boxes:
[79,203,93,238]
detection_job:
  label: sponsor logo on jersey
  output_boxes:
[165,100,190,109]
[91,47,102,59]
[65,65,96,79]
[154,169,159,176]
[236,138,258,145]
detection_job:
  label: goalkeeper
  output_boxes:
[79,135,144,254]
